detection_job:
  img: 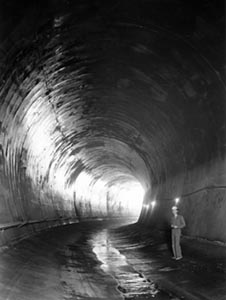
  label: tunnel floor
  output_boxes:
[0,220,226,300]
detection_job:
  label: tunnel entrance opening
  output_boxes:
[72,171,145,223]
[107,180,145,223]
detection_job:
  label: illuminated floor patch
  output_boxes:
[91,229,173,299]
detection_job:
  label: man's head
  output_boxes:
[172,206,178,216]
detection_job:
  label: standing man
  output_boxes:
[171,206,185,260]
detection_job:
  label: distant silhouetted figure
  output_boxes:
[171,206,185,260]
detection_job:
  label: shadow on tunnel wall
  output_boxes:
[0,0,225,247]
[142,158,226,244]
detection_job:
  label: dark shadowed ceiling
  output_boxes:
[0,0,225,216]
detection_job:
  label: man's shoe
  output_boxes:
[175,256,183,260]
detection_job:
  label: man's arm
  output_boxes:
[179,215,186,228]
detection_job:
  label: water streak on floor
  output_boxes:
[1,220,225,300]
[91,228,171,299]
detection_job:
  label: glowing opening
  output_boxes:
[108,181,145,221]
[70,172,145,220]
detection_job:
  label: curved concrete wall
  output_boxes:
[0,0,225,245]
[142,157,226,243]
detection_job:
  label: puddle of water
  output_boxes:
[92,229,128,276]
[91,229,172,299]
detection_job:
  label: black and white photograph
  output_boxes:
[0,1,225,299]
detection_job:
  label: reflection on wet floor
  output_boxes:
[0,220,225,300]
[91,228,173,299]
[92,229,128,274]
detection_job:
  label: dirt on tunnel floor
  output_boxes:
[0,219,225,300]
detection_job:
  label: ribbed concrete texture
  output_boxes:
[0,0,226,300]
[0,0,225,298]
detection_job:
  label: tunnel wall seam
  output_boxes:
[0,217,79,248]
[0,216,128,249]
[142,157,226,243]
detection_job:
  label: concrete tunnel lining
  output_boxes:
[0,0,225,244]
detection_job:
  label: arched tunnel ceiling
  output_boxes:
[0,0,225,202]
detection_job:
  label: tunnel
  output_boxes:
[0,0,225,299]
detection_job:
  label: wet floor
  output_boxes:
[0,220,226,300]
[91,228,174,299]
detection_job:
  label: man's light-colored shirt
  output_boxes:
[171,214,186,229]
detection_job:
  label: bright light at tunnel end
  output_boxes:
[112,182,145,220]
